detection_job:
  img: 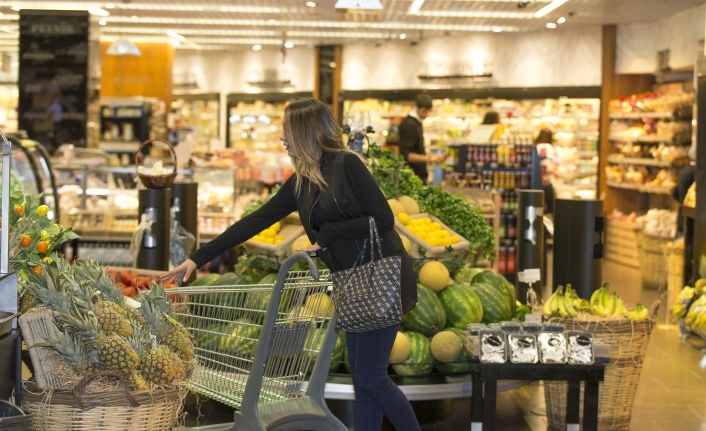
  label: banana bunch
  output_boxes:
[543,286,577,318]
[627,303,650,320]
[564,284,591,311]
[589,285,627,318]
[672,286,696,320]
[685,296,706,336]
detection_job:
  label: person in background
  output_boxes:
[534,127,555,214]
[398,94,447,183]
[482,111,500,125]
[673,140,696,235]
[163,98,421,431]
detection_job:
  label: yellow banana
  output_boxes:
[612,297,625,318]
[557,296,570,318]
[602,293,617,317]
[543,292,556,316]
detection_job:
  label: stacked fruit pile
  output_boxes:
[250,221,286,245]
[22,258,194,388]
[672,256,706,333]
[542,285,649,320]
[387,264,522,376]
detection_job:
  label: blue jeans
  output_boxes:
[346,325,421,431]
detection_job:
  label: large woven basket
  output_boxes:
[543,303,658,431]
[635,230,671,289]
[21,372,186,431]
[135,139,178,190]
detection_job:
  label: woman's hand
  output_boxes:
[297,242,326,253]
[162,259,197,284]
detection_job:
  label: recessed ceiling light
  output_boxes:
[557,16,566,24]
[284,41,294,48]
[253,44,261,50]
[268,19,275,23]
[10,6,19,11]
[329,61,336,68]
[408,0,425,14]
[89,7,110,16]
[169,39,180,47]
[99,19,107,25]
[546,22,557,28]
[131,15,139,20]
[105,3,115,9]
[306,1,317,7]
[399,33,406,39]
[492,26,502,32]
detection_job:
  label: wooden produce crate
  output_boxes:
[604,218,640,268]
[243,214,304,257]
[394,213,469,258]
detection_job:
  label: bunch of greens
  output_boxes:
[367,144,495,261]
[241,184,282,219]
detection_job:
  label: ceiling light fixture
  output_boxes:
[253,44,261,50]
[106,38,141,55]
[408,0,425,14]
[166,30,186,42]
[329,61,336,68]
[546,22,556,28]
[169,38,179,46]
[399,33,406,39]
[88,7,110,16]
[306,1,317,7]
[99,19,107,25]
[284,41,294,48]
[557,16,566,24]
[414,10,533,18]
[492,26,502,32]
[106,3,115,8]
[10,6,19,11]
[130,15,138,20]
[534,0,569,18]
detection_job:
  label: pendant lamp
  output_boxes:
[106,38,141,56]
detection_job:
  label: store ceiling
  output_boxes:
[0,0,700,50]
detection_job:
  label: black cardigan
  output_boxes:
[190,151,418,314]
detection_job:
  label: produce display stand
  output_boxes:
[473,363,605,431]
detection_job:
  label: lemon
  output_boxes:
[421,217,431,225]
[252,235,264,242]
[274,239,283,245]
[418,261,450,292]
[429,223,441,231]
[438,230,450,238]
[398,213,411,225]
[274,235,285,241]
[449,236,460,244]
[427,238,439,247]
[264,238,274,244]
[270,221,282,232]
[261,228,277,238]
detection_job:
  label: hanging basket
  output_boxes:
[21,371,186,431]
[135,139,178,190]
[543,301,659,431]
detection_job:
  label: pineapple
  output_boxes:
[125,305,148,330]
[46,326,89,375]
[62,310,139,374]
[126,319,153,359]
[159,315,194,361]
[129,371,150,390]
[140,346,180,386]
[96,301,132,337]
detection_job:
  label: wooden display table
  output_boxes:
[471,363,605,431]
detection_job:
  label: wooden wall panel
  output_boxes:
[100,41,174,107]
[599,25,655,214]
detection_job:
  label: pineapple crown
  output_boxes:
[137,297,166,336]
[58,303,105,346]
[126,320,153,358]
[21,269,72,317]
[46,325,89,374]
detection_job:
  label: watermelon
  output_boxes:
[472,270,516,314]
[402,284,446,337]
[434,328,477,375]
[213,272,246,286]
[454,268,484,285]
[190,273,220,287]
[391,331,434,376]
[195,323,229,349]
[437,283,483,329]
[305,326,346,374]
[220,318,261,358]
[258,273,279,285]
[470,282,513,324]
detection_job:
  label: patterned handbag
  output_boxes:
[332,216,403,333]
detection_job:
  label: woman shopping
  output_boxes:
[163,98,421,431]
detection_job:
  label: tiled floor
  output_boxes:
[182,259,706,430]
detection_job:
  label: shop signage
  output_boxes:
[18,10,89,152]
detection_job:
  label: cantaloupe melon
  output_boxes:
[305,292,333,318]
[430,330,463,363]
[291,234,312,254]
[387,199,405,217]
[389,331,411,364]
[400,235,412,254]
[398,196,420,215]
[419,261,450,293]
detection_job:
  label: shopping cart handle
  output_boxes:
[282,252,320,281]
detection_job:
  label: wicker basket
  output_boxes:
[543,303,658,431]
[21,372,185,431]
[135,139,177,190]
[634,229,671,289]
[18,309,70,389]
[665,238,685,323]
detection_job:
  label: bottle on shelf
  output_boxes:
[507,246,516,273]
[498,246,508,273]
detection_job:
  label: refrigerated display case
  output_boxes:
[171,93,220,150]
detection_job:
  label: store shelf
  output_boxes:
[606,181,674,195]
[99,141,141,153]
[608,135,673,143]
[606,154,671,167]
[575,151,598,158]
[608,112,673,120]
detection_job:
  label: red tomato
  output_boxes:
[135,276,151,290]
[120,269,139,287]
[121,286,134,297]
[108,270,119,282]
[163,282,177,289]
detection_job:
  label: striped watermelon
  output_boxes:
[213,272,246,286]
[435,327,477,375]
[472,270,516,314]
[470,282,513,323]
[454,267,484,285]
[305,326,345,374]
[403,284,446,336]
[392,331,434,376]
[437,283,483,329]
[220,318,261,358]
[189,273,220,286]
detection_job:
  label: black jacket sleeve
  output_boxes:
[190,176,298,268]
[398,117,420,162]
[315,153,394,248]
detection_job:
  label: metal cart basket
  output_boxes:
[172,253,347,431]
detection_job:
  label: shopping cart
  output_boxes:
[172,252,348,431]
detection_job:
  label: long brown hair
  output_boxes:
[283,98,363,195]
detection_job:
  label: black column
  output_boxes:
[171,182,198,282]
[516,190,545,303]
[694,59,706,281]
[136,188,171,271]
